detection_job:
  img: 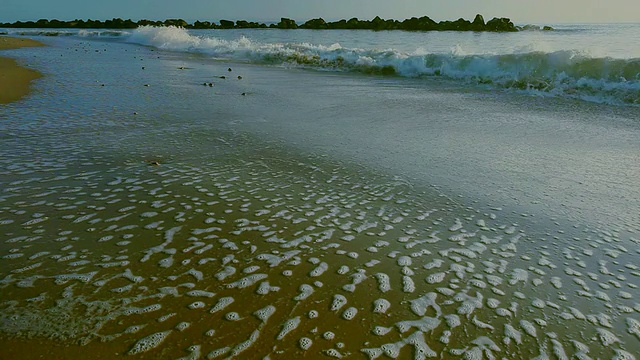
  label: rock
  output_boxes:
[327,19,347,29]
[235,20,250,28]
[192,21,213,29]
[235,20,265,28]
[301,18,328,29]
[471,14,485,31]
[400,16,437,31]
[520,24,541,31]
[219,20,235,29]
[485,17,518,32]
[163,19,188,28]
[543,26,554,31]
[276,18,298,29]
[439,18,472,31]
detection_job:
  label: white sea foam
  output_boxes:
[126,26,640,106]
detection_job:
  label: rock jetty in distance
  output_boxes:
[0,15,553,32]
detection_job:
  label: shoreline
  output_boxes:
[0,36,44,104]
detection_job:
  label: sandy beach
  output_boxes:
[0,36,43,104]
[0,30,638,359]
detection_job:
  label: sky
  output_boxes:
[2,0,639,24]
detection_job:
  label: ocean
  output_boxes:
[0,24,639,359]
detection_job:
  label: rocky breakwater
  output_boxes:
[1,14,554,32]
[296,14,523,32]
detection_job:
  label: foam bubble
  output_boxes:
[210,296,234,313]
[532,299,546,309]
[445,314,461,328]
[331,294,347,311]
[613,349,636,360]
[230,330,259,357]
[324,349,345,358]
[175,322,190,331]
[310,262,329,277]
[323,331,335,340]
[380,343,401,358]
[402,276,415,293]
[373,326,392,336]
[596,328,620,346]
[406,331,437,358]
[337,265,349,275]
[186,290,215,298]
[188,301,206,310]
[253,305,276,322]
[426,272,446,284]
[128,330,172,355]
[299,337,313,350]
[373,298,391,314]
[397,256,412,266]
[277,316,301,340]
[374,273,391,292]
[520,320,538,338]
[342,306,358,320]
[294,284,314,301]
[504,324,522,345]
[226,273,268,289]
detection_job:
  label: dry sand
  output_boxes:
[0,36,44,104]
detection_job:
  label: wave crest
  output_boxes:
[128,26,640,105]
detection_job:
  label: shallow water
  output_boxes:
[0,36,639,359]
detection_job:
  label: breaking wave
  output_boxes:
[128,26,640,105]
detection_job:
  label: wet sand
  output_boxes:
[0,36,44,104]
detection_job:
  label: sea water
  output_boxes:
[0,24,639,359]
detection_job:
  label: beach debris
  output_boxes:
[208,83,213,87]
[237,76,242,80]
[241,92,246,96]
[219,76,226,79]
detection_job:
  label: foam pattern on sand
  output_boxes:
[0,120,638,359]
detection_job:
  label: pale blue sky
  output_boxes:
[2,0,639,24]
